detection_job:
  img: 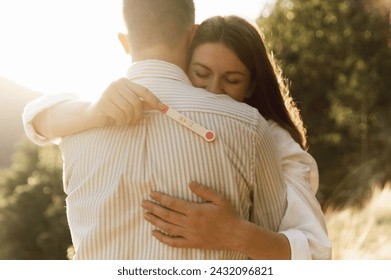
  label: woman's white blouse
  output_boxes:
[268,120,331,260]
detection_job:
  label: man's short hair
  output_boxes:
[123,0,195,50]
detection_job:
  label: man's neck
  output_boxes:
[131,45,188,71]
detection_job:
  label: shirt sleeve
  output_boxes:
[268,120,332,260]
[22,93,78,146]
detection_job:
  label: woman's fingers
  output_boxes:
[111,79,142,125]
[122,79,165,111]
[142,184,243,251]
[108,91,135,125]
[148,191,194,215]
[98,78,165,126]
[143,211,184,237]
[151,230,188,248]
[119,78,165,110]
[189,181,225,204]
[97,99,127,125]
[142,200,186,226]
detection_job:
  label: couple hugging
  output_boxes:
[23,0,331,260]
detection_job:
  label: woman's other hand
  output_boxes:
[141,181,244,251]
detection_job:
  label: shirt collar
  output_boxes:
[126,60,191,85]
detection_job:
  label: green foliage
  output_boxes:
[0,139,71,259]
[258,0,391,208]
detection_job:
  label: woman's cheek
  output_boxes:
[190,77,207,89]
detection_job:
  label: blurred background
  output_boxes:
[0,0,390,259]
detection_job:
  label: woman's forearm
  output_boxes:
[233,219,291,260]
[32,100,105,139]
[32,79,163,140]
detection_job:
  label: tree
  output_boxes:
[258,0,391,208]
[0,139,71,259]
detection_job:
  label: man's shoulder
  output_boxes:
[165,87,266,126]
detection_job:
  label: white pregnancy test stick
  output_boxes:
[160,105,216,142]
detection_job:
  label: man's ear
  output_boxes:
[187,24,199,47]
[118,32,131,54]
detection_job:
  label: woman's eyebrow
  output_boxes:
[192,62,211,70]
[192,62,246,76]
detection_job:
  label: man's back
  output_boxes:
[61,60,286,259]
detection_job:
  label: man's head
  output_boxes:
[122,0,195,52]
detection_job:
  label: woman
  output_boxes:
[24,16,330,259]
[188,16,307,150]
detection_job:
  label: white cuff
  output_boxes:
[280,229,312,260]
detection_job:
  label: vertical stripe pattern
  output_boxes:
[60,60,287,259]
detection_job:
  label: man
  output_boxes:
[23,0,301,259]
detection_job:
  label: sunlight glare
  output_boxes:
[0,0,273,100]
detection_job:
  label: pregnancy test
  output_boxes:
[160,105,215,142]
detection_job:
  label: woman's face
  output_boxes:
[188,42,251,102]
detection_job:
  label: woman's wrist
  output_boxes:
[226,218,253,255]
[85,102,110,128]
[232,219,291,259]
[231,219,256,256]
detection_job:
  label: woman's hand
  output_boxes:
[141,181,244,251]
[88,78,165,127]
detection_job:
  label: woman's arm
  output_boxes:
[268,120,331,260]
[142,181,291,259]
[26,78,164,141]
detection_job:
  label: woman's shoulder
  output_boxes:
[267,120,294,147]
[267,120,315,160]
[267,120,319,194]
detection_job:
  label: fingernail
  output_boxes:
[157,102,166,111]
[149,192,158,199]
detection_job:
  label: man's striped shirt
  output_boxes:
[58,60,287,259]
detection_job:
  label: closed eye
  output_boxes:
[224,75,245,85]
[195,71,209,78]
[225,78,241,84]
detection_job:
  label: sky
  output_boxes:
[0,0,274,100]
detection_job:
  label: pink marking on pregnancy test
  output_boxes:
[160,105,216,142]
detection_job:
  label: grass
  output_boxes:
[325,182,391,259]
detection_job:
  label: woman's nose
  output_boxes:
[207,79,224,94]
